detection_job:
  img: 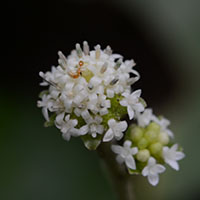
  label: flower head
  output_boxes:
[162,144,185,170]
[142,157,165,186]
[103,119,128,142]
[112,140,138,170]
[120,90,144,120]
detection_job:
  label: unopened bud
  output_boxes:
[138,137,149,149]
[136,149,150,162]
[149,142,162,155]
[158,131,169,145]
[130,126,144,142]
[147,122,160,133]
[144,130,158,143]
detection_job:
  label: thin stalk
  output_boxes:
[97,142,136,200]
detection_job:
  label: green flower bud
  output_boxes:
[147,122,160,133]
[144,130,158,143]
[158,131,169,145]
[130,126,144,142]
[136,149,150,162]
[149,142,162,156]
[138,137,149,149]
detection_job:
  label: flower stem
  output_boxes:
[97,142,136,200]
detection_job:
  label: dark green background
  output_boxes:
[4,0,200,199]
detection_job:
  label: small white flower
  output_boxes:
[111,140,138,170]
[120,89,144,120]
[55,113,80,141]
[87,95,111,116]
[79,115,104,138]
[142,157,166,186]
[37,94,54,121]
[162,144,185,171]
[103,119,128,142]
[136,108,153,127]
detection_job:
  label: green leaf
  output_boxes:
[44,113,56,127]
[81,134,102,150]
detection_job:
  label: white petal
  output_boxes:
[90,76,102,87]
[42,107,49,121]
[80,125,89,135]
[171,144,178,151]
[148,174,159,186]
[166,129,174,138]
[119,121,128,131]
[142,166,149,177]
[175,152,185,160]
[89,93,98,102]
[62,132,71,141]
[100,108,108,116]
[96,125,104,134]
[131,89,141,98]
[148,157,156,166]
[125,155,136,170]
[154,164,166,173]
[108,119,116,128]
[167,160,179,171]
[131,147,138,155]
[120,99,128,107]
[107,89,114,98]
[127,106,134,120]
[124,140,132,148]
[103,129,114,142]
[81,110,91,121]
[55,112,65,124]
[111,145,123,154]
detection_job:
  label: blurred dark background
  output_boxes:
[2,0,200,199]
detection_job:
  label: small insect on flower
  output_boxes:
[68,60,84,79]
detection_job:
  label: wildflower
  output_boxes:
[162,144,185,170]
[80,115,104,138]
[103,119,128,142]
[112,140,138,170]
[142,157,165,186]
[55,113,80,141]
[120,90,144,120]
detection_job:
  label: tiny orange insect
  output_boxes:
[68,61,84,79]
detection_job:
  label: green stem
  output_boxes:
[97,142,136,200]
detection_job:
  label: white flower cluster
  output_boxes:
[112,109,185,186]
[38,41,144,142]
[38,42,185,187]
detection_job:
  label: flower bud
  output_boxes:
[158,131,169,145]
[130,126,144,142]
[147,122,160,133]
[149,142,162,156]
[144,130,158,143]
[136,149,150,162]
[138,137,149,149]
